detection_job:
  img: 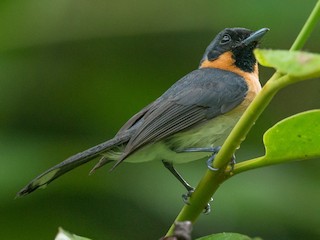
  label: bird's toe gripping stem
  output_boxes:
[182,189,213,214]
[179,146,236,172]
[206,148,236,172]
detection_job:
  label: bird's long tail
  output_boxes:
[17,133,130,197]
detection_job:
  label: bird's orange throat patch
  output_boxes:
[200,51,261,104]
[200,51,258,79]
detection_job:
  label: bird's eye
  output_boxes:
[220,34,231,44]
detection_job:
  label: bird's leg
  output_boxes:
[172,146,235,214]
[162,160,194,193]
[162,160,212,214]
[178,146,236,171]
[161,160,196,207]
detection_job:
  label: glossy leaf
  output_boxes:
[263,110,320,164]
[254,49,320,79]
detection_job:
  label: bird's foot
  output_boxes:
[182,188,194,205]
[182,188,213,215]
[179,146,236,172]
[206,148,236,172]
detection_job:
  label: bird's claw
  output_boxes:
[206,152,220,171]
[182,189,194,205]
[182,189,213,214]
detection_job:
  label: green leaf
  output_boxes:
[233,110,320,174]
[55,228,91,240]
[254,49,320,79]
[196,232,262,240]
[263,110,320,164]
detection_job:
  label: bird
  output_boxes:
[17,27,269,198]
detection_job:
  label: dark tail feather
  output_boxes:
[89,157,113,175]
[17,134,129,197]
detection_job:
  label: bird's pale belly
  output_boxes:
[123,107,244,164]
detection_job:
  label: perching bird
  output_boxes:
[18,27,269,197]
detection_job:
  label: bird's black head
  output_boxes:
[200,28,269,72]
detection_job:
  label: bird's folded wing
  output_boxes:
[121,68,248,159]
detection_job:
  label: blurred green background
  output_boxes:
[1,1,320,239]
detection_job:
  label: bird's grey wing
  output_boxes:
[118,68,248,162]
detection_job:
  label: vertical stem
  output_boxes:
[290,0,320,51]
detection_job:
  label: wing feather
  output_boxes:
[119,68,248,160]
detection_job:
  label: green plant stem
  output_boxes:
[231,156,266,176]
[290,0,320,51]
[165,1,320,237]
